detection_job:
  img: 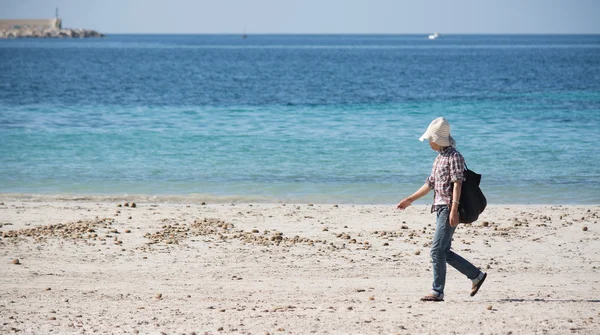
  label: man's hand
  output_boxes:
[396,184,431,210]
[449,209,460,227]
[396,198,413,210]
[450,182,462,227]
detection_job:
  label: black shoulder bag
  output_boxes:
[458,165,487,224]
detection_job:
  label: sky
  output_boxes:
[1,0,599,34]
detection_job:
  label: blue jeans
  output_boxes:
[431,206,481,294]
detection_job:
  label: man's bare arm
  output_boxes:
[396,183,432,209]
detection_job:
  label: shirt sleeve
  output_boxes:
[449,152,466,183]
[426,158,436,189]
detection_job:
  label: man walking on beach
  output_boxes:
[396,117,487,302]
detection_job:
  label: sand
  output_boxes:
[1,200,599,334]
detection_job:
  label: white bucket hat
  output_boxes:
[419,117,455,147]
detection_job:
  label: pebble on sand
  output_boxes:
[583,226,588,231]
[154,293,162,300]
[11,258,20,265]
[487,305,493,310]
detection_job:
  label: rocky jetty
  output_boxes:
[0,27,104,39]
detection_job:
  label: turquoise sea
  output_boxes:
[1,35,599,204]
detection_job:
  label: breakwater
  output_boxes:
[0,19,103,39]
[0,27,104,39]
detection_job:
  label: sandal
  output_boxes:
[420,294,444,302]
[470,272,487,297]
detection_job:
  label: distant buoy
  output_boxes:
[428,32,440,40]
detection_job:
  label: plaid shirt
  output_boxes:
[426,146,466,207]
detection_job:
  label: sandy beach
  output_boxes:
[1,200,599,334]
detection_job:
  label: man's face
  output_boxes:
[429,141,441,151]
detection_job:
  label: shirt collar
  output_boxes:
[439,146,454,154]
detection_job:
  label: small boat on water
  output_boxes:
[428,32,440,40]
[242,25,247,39]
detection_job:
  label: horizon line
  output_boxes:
[86,32,600,36]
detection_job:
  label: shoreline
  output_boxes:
[1,201,599,333]
[1,193,598,206]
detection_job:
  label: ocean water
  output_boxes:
[1,34,599,204]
